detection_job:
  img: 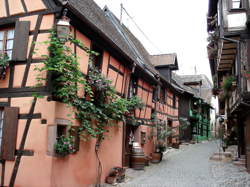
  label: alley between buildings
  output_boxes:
[119,141,250,187]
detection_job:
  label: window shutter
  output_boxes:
[1,107,19,161]
[12,21,30,61]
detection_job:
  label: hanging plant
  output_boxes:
[36,30,144,145]
[0,53,9,79]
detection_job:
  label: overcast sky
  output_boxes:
[94,0,211,80]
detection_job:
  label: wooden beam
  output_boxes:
[223,36,240,43]
[219,64,232,68]
[222,49,237,55]
[9,98,37,187]
[218,67,231,71]
[221,55,235,60]
[223,43,237,49]
[220,59,234,64]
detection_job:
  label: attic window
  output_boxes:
[232,0,242,8]
[229,0,246,10]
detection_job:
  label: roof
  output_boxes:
[172,74,213,104]
[57,0,182,92]
[59,0,158,76]
[172,73,199,96]
[150,53,178,70]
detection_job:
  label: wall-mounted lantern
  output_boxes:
[56,8,70,42]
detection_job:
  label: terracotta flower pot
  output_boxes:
[151,152,162,163]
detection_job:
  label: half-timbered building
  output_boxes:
[0,0,180,186]
[207,0,250,172]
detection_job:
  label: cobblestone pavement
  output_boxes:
[117,141,250,187]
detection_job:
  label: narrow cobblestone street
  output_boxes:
[119,141,250,187]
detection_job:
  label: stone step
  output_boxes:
[233,161,246,167]
[210,154,232,162]
[238,158,246,162]
[213,152,232,158]
[240,155,246,159]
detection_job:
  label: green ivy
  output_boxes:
[55,135,76,156]
[0,53,9,67]
[0,53,9,79]
[36,30,144,143]
[223,76,236,91]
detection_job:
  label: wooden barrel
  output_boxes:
[130,143,145,170]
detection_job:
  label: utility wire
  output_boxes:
[121,4,163,54]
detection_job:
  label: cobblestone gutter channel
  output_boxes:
[108,141,250,187]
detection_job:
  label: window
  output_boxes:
[47,119,80,156]
[173,95,176,108]
[160,87,166,104]
[229,0,246,10]
[152,85,160,102]
[128,76,138,98]
[0,28,15,59]
[232,0,242,8]
[91,44,103,71]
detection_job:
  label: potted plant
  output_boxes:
[151,123,171,163]
[151,141,166,163]
[0,53,9,79]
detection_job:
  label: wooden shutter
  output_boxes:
[1,107,19,161]
[12,21,30,61]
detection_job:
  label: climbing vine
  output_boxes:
[36,30,144,143]
[0,53,9,80]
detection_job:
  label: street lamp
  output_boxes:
[56,8,70,42]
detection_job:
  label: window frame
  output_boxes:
[0,27,15,59]
[173,94,176,108]
[128,76,138,99]
[160,87,166,104]
[90,43,104,71]
[228,0,247,11]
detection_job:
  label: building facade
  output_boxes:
[207,0,250,172]
[0,0,180,186]
[173,74,213,143]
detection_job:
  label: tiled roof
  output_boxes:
[150,53,178,69]
[172,74,213,104]
[57,0,182,92]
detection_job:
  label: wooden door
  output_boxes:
[123,124,137,167]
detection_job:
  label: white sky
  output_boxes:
[94,0,211,80]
